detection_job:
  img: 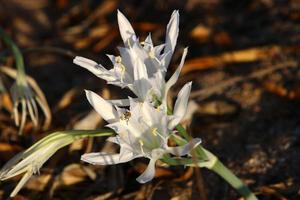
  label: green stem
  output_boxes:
[163,148,258,200]
[211,159,258,200]
[0,27,26,83]
[164,114,257,199]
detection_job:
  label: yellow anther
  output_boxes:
[139,139,145,154]
[155,106,161,111]
[115,56,122,63]
[152,128,158,136]
[151,127,164,140]
[139,140,144,146]
[119,64,126,74]
[140,41,145,46]
[148,50,155,58]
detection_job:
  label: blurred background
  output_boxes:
[0,0,300,199]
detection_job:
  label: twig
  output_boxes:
[190,60,298,100]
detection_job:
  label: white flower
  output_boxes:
[74,10,186,106]
[81,84,201,183]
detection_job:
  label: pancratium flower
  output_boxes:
[82,83,201,183]
[74,10,186,107]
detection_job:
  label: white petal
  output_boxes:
[118,47,134,76]
[144,33,153,46]
[163,10,179,68]
[119,148,137,161]
[108,98,132,106]
[74,56,97,66]
[168,82,192,129]
[136,149,165,183]
[154,44,165,57]
[106,54,116,65]
[10,170,33,197]
[136,158,156,183]
[163,48,188,104]
[143,33,153,52]
[167,138,201,156]
[81,152,135,165]
[106,136,120,144]
[85,90,118,123]
[73,56,115,81]
[4,142,59,179]
[133,59,151,100]
[106,128,137,151]
[117,10,136,45]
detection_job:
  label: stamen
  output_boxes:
[114,56,126,82]
[151,127,165,140]
[120,111,131,124]
[115,56,122,63]
[156,105,162,111]
[148,50,155,58]
[152,128,158,136]
[139,139,145,154]
[119,64,126,74]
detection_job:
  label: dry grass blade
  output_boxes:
[190,60,297,100]
[182,46,281,75]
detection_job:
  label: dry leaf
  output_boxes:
[0,142,22,160]
[93,29,118,52]
[190,24,211,43]
[182,46,281,75]
[263,80,300,100]
[59,163,96,186]
[54,87,80,112]
[25,174,52,191]
[213,31,232,46]
[1,93,13,112]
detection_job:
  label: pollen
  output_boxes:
[152,128,158,136]
[139,139,145,154]
[148,50,155,58]
[139,140,144,146]
[115,56,122,63]
[119,64,126,74]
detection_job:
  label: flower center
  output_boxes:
[139,139,145,154]
[137,126,165,156]
[120,111,131,124]
[148,50,155,59]
[148,89,161,107]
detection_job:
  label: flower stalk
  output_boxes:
[165,127,258,200]
[210,158,258,200]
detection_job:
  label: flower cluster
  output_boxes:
[74,10,201,183]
